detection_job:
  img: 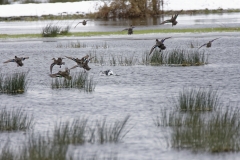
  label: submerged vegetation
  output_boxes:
[0,116,130,159]
[155,87,240,153]
[143,48,208,66]
[0,71,29,94]
[0,108,34,131]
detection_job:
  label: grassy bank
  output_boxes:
[1,27,240,39]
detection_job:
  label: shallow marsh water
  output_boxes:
[0,31,240,159]
[1,12,240,34]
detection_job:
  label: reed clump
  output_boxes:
[145,48,208,66]
[51,72,96,92]
[155,87,240,153]
[0,72,28,94]
[175,87,220,111]
[42,24,71,37]
[0,108,34,131]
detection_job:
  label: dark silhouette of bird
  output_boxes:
[122,25,135,35]
[74,20,88,28]
[149,37,172,55]
[49,67,72,80]
[160,9,183,26]
[50,58,65,73]
[65,55,94,71]
[198,38,221,49]
[3,56,29,67]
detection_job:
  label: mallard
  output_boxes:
[49,67,72,80]
[74,20,88,28]
[160,9,183,26]
[198,38,220,49]
[122,25,135,35]
[149,37,172,55]
[50,57,65,73]
[3,56,29,67]
[65,55,94,71]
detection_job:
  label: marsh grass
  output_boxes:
[155,87,240,153]
[175,87,220,111]
[51,72,96,92]
[109,54,117,66]
[57,41,87,48]
[91,42,109,49]
[59,25,71,35]
[0,108,34,131]
[19,133,71,160]
[0,72,28,94]
[53,118,88,145]
[96,115,131,144]
[147,48,208,66]
[166,109,240,152]
[42,24,61,37]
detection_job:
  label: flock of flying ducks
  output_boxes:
[3,9,221,79]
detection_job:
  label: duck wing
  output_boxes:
[159,19,172,25]
[49,73,59,78]
[149,45,158,55]
[74,22,83,28]
[172,9,183,21]
[198,43,207,49]
[210,37,220,43]
[3,59,15,63]
[65,56,78,63]
[50,63,56,73]
[21,57,29,61]
[161,37,172,43]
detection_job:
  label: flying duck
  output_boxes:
[3,56,29,67]
[65,55,94,71]
[49,67,72,80]
[122,25,135,35]
[74,20,88,28]
[198,38,220,49]
[149,37,172,55]
[50,57,65,73]
[160,9,183,26]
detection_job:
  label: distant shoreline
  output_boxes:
[1,8,240,21]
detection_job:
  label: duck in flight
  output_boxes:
[3,56,29,67]
[198,38,220,49]
[149,37,172,55]
[65,55,94,71]
[160,9,183,26]
[49,67,72,80]
[74,20,88,28]
[122,25,135,35]
[50,57,65,73]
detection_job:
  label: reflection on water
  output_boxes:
[0,12,240,34]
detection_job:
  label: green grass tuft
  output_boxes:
[0,108,34,131]
[0,71,29,94]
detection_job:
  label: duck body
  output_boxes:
[100,70,114,76]
[149,37,171,55]
[50,57,65,73]
[122,25,135,35]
